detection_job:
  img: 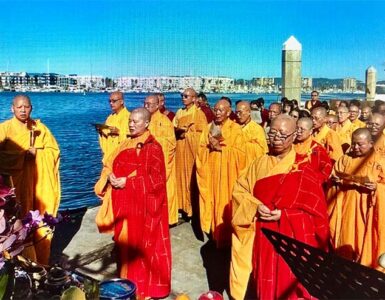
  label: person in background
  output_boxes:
[250,100,262,124]
[360,104,372,124]
[230,115,329,299]
[144,95,178,225]
[98,91,130,161]
[326,114,338,131]
[289,108,300,120]
[294,117,332,184]
[156,92,175,122]
[196,99,246,248]
[0,94,61,265]
[174,88,208,219]
[282,99,294,115]
[311,106,343,164]
[349,103,366,128]
[235,101,268,167]
[321,100,330,113]
[305,90,322,110]
[197,92,215,123]
[95,108,171,299]
[336,106,359,152]
[256,97,269,127]
[291,99,299,110]
[367,113,385,156]
[373,100,385,115]
[328,128,385,271]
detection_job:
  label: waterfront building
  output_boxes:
[302,77,313,90]
[76,75,106,90]
[343,78,357,92]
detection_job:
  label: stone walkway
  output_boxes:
[51,207,231,299]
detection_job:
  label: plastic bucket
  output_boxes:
[99,278,136,300]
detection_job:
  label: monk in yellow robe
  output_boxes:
[336,106,359,152]
[174,88,207,217]
[235,101,268,167]
[98,91,130,161]
[349,104,366,128]
[196,100,246,248]
[145,95,178,225]
[367,113,385,157]
[328,128,385,271]
[311,106,343,164]
[0,95,61,265]
[230,115,329,299]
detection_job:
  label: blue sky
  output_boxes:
[0,0,384,80]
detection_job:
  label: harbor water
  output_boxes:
[0,92,361,210]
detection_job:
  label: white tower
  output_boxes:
[282,36,302,104]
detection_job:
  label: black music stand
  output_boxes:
[262,228,385,299]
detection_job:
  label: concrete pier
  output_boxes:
[53,207,231,299]
[365,66,377,102]
[282,36,302,105]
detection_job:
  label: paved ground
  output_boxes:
[51,207,232,299]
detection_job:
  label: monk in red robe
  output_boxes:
[95,108,171,299]
[230,115,330,300]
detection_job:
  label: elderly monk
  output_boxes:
[360,104,372,124]
[336,106,359,152]
[349,104,366,128]
[328,128,385,270]
[294,117,332,183]
[311,106,343,164]
[98,91,130,161]
[145,95,178,225]
[0,94,61,264]
[326,114,338,131]
[235,101,268,167]
[157,92,175,122]
[95,108,171,299]
[174,88,208,217]
[196,99,246,247]
[367,113,385,156]
[230,115,330,300]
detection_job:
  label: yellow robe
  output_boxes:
[241,120,268,167]
[0,117,61,265]
[173,104,208,216]
[336,119,359,151]
[148,110,178,225]
[374,134,385,157]
[327,151,385,270]
[196,119,246,247]
[352,118,366,128]
[99,107,130,161]
[230,148,297,299]
[313,124,343,163]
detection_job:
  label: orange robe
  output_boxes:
[95,131,171,298]
[313,124,343,163]
[0,117,61,264]
[99,107,130,161]
[336,119,359,152]
[230,148,329,299]
[327,150,385,270]
[196,119,246,247]
[241,120,268,167]
[374,133,385,157]
[352,118,366,128]
[173,104,208,216]
[148,110,178,225]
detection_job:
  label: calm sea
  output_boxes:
[0,91,361,210]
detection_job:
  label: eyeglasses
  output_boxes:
[109,99,121,103]
[181,93,192,99]
[267,130,296,141]
[144,102,159,107]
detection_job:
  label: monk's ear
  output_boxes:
[144,120,149,129]
[11,105,14,114]
[226,108,231,117]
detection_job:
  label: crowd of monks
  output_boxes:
[94,89,385,299]
[2,90,385,299]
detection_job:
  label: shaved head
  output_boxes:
[269,115,296,157]
[367,113,385,139]
[214,99,231,124]
[351,128,373,157]
[131,107,151,122]
[297,117,313,130]
[13,94,31,106]
[311,106,327,117]
[235,101,251,125]
[352,128,372,141]
[271,114,296,132]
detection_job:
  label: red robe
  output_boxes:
[252,162,329,299]
[199,104,215,123]
[111,135,171,298]
[160,106,176,122]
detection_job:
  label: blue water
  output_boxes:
[0,91,360,210]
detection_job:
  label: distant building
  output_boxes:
[302,77,312,90]
[343,78,357,92]
[252,77,275,88]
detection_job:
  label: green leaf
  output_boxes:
[0,273,9,300]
